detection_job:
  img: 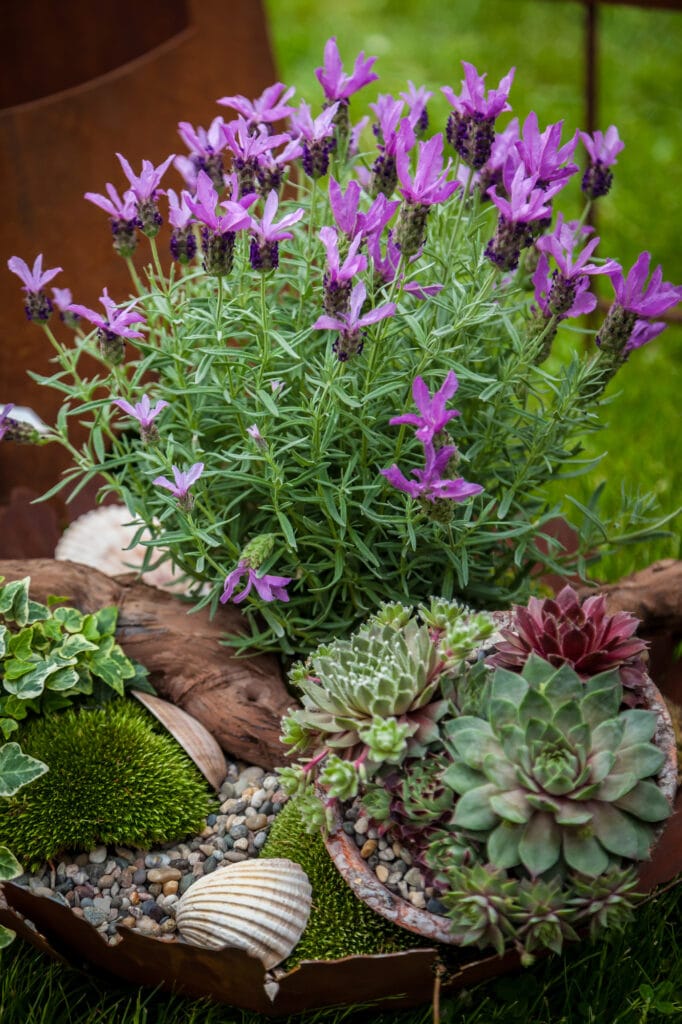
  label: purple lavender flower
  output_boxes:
[329,177,398,242]
[596,252,682,362]
[477,118,519,197]
[166,188,197,264]
[255,137,303,196]
[319,227,367,316]
[442,61,515,169]
[153,462,204,512]
[52,286,80,328]
[185,170,254,276]
[246,423,268,449]
[68,288,145,364]
[220,562,292,604]
[290,101,339,179]
[400,81,433,137]
[313,280,396,361]
[485,163,562,271]
[85,183,139,258]
[533,215,618,318]
[579,125,625,199]
[222,118,291,195]
[367,229,443,300]
[389,371,461,444]
[382,442,483,509]
[368,101,415,198]
[116,152,175,237]
[176,117,227,190]
[514,112,579,190]
[315,37,378,103]
[113,393,169,443]
[248,190,304,271]
[218,82,296,129]
[8,254,62,322]
[395,132,459,257]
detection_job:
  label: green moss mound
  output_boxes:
[0,701,214,868]
[261,797,422,965]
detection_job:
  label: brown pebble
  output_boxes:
[159,918,177,934]
[72,907,85,918]
[375,865,390,884]
[129,891,141,905]
[119,869,134,888]
[163,880,179,896]
[360,839,378,860]
[98,873,115,888]
[248,814,268,832]
[147,867,182,884]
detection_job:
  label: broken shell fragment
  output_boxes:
[175,857,312,969]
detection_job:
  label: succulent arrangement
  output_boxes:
[280,585,673,963]
[0,701,214,869]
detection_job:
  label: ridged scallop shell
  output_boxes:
[175,858,312,969]
[131,690,227,791]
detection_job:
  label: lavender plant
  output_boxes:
[5,44,681,656]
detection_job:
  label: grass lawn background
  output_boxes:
[1,2,681,1021]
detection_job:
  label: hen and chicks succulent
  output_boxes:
[279,585,673,963]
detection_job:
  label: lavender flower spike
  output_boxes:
[315,37,378,103]
[596,252,682,364]
[220,562,292,604]
[442,61,515,169]
[84,183,138,258]
[116,152,175,237]
[249,190,304,271]
[580,125,624,199]
[8,254,62,322]
[382,443,483,507]
[68,288,145,364]
[390,371,461,444]
[218,82,297,128]
[395,132,459,257]
[113,393,169,442]
[313,280,396,361]
[153,462,204,512]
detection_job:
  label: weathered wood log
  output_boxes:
[0,559,294,767]
[588,558,682,636]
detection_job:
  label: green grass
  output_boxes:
[1,4,681,1021]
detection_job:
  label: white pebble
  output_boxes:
[89,846,107,864]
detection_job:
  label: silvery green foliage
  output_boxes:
[442,653,671,878]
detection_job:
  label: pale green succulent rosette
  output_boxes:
[442,653,671,878]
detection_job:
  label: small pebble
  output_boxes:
[147,867,182,884]
[360,839,377,860]
[89,846,107,864]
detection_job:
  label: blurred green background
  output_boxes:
[265,0,682,581]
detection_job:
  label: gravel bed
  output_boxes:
[10,762,290,945]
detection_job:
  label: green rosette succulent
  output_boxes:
[442,654,671,877]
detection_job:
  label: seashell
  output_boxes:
[55,505,189,592]
[175,857,312,969]
[131,690,227,791]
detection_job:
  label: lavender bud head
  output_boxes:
[0,418,41,444]
[582,160,614,200]
[24,290,53,323]
[111,217,138,259]
[368,153,398,199]
[395,201,430,259]
[256,166,284,197]
[422,497,455,524]
[484,216,532,272]
[333,328,365,362]
[197,154,226,191]
[170,226,197,265]
[323,275,352,317]
[97,328,126,366]
[446,112,496,170]
[302,138,336,180]
[249,237,280,272]
[235,158,258,197]
[136,198,163,238]
[547,272,578,317]
[201,227,235,276]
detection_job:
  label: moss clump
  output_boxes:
[0,702,214,868]
[261,797,422,965]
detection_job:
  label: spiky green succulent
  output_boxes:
[442,654,671,878]
[280,600,494,807]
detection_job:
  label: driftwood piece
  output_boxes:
[588,559,682,636]
[0,559,294,767]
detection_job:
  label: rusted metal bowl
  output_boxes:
[324,673,679,946]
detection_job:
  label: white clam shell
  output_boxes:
[175,858,312,969]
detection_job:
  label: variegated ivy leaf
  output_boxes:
[0,577,30,626]
[0,742,48,797]
[0,844,22,881]
[0,924,16,949]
